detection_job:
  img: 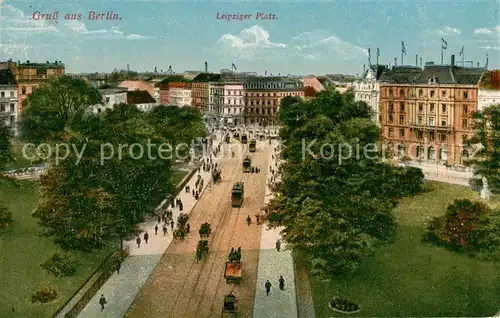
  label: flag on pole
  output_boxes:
[459,46,464,56]
[368,48,371,59]
[441,38,448,50]
[232,63,237,71]
[402,41,407,54]
[377,48,380,57]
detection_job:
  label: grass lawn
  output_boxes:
[0,180,115,318]
[308,181,500,317]
[172,170,188,185]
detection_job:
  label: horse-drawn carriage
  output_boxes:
[212,169,221,183]
[221,292,238,317]
[231,182,244,207]
[224,247,242,284]
[199,222,212,238]
[242,156,252,173]
[196,240,209,262]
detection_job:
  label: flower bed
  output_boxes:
[329,297,361,314]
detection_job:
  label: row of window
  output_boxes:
[386,114,469,128]
[388,102,470,114]
[224,108,244,114]
[244,82,302,89]
[388,128,450,142]
[387,88,470,99]
[246,107,278,115]
[0,103,16,113]
[0,91,16,98]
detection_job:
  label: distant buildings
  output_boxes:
[379,57,484,165]
[191,73,221,117]
[353,65,388,125]
[126,90,157,112]
[301,76,325,100]
[92,87,128,113]
[168,82,192,107]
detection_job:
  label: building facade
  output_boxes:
[222,83,244,125]
[379,61,484,165]
[478,70,500,111]
[243,77,304,126]
[353,66,387,125]
[92,88,128,113]
[168,82,192,107]
[0,85,18,134]
[191,73,221,118]
[0,60,65,113]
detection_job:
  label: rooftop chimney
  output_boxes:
[420,57,422,68]
[451,54,455,66]
[416,54,418,67]
[394,57,397,66]
[477,62,480,68]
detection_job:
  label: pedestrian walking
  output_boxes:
[99,294,107,311]
[144,231,149,244]
[246,215,252,226]
[136,237,141,248]
[179,201,183,211]
[279,275,285,290]
[170,220,174,230]
[155,224,158,235]
[255,214,260,225]
[265,280,272,296]
[275,239,281,252]
[186,223,190,233]
[163,225,168,236]
[157,215,161,223]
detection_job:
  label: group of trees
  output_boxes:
[263,89,424,278]
[424,199,500,260]
[19,76,206,250]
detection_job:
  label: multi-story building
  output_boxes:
[0,85,18,134]
[353,65,388,125]
[168,82,192,107]
[92,88,128,113]
[191,73,221,117]
[0,60,65,113]
[478,70,500,111]
[243,77,304,126]
[222,84,245,126]
[301,76,325,100]
[126,90,158,112]
[379,56,485,165]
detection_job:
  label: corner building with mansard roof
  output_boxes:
[379,55,485,165]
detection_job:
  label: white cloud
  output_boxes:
[438,26,461,36]
[63,20,153,40]
[473,25,500,35]
[477,46,500,51]
[474,28,492,34]
[215,27,367,61]
[0,4,58,33]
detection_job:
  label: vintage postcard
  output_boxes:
[0,0,499,317]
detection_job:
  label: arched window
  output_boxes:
[399,89,405,97]
[428,146,436,160]
[418,89,423,97]
[398,144,405,157]
[417,145,424,159]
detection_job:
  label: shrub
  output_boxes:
[329,297,360,313]
[32,287,58,303]
[40,252,78,277]
[0,202,12,230]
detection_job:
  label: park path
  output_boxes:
[74,139,223,318]
[253,139,303,318]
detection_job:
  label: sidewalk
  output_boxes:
[75,141,224,318]
[253,140,299,318]
[405,162,472,186]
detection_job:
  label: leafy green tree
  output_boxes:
[33,105,175,250]
[19,76,101,145]
[264,89,422,277]
[467,104,500,194]
[0,202,12,230]
[0,121,13,171]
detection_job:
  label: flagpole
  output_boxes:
[462,48,464,67]
[441,46,443,65]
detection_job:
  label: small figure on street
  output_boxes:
[192,189,195,196]
[232,151,234,157]
[265,280,272,296]
[255,214,260,225]
[99,294,107,311]
[279,275,285,290]
[186,223,190,234]
[246,215,252,226]
[144,231,149,244]
[179,201,183,211]
[136,237,141,248]
[116,260,121,274]
[157,215,161,223]
[170,220,174,230]
[155,224,159,235]
[163,225,168,236]
[275,239,281,252]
